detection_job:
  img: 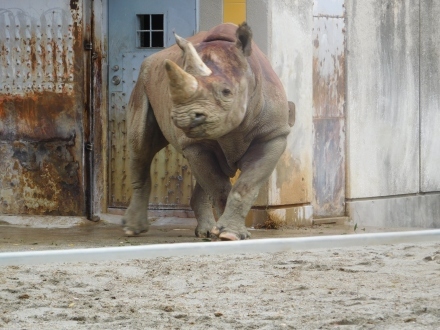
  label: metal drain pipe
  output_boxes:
[1,229,439,266]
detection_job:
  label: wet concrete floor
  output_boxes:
[0,216,414,253]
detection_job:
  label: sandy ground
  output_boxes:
[0,218,439,329]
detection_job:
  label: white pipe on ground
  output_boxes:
[1,229,439,266]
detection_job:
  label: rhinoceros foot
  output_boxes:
[195,220,216,238]
[122,209,150,236]
[211,224,251,241]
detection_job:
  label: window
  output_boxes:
[137,14,164,48]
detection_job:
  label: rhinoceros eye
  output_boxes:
[222,88,232,97]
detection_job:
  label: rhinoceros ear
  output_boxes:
[164,59,198,103]
[236,22,252,57]
[174,32,212,76]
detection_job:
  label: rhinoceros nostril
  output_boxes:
[190,113,206,128]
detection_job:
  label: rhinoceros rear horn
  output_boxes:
[174,32,212,76]
[164,59,198,103]
[236,22,252,57]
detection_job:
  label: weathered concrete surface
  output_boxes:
[269,0,313,206]
[248,0,313,209]
[347,193,440,228]
[346,0,420,199]
[243,0,314,227]
[346,0,440,229]
[420,1,440,192]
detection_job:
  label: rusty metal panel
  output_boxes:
[0,1,85,215]
[312,118,345,217]
[312,17,345,118]
[312,15,346,217]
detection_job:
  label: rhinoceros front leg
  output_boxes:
[191,182,218,238]
[183,146,232,237]
[212,136,288,240]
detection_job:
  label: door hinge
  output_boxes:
[84,41,93,51]
[85,142,93,151]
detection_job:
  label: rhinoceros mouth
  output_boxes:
[182,127,208,139]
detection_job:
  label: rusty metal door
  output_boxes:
[108,0,197,210]
[0,1,86,215]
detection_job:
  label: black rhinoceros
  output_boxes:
[123,23,294,240]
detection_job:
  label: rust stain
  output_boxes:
[312,17,345,118]
[277,150,312,205]
[0,137,81,215]
[0,92,76,141]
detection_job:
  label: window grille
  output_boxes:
[137,14,164,48]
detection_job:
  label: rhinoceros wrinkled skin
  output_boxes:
[123,23,294,240]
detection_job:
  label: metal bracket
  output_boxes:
[84,41,93,51]
[85,142,93,151]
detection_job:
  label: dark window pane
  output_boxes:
[139,31,150,47]
[151,14,163,30]
[139,15,150,30]
[151,31,164,47]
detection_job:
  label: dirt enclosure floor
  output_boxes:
[0,217,439,329]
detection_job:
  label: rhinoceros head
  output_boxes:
[165,23,253,139]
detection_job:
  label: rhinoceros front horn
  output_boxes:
[174,33,212,76]
[164,59,198,103]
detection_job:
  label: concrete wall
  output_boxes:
[346,0,440,228]
[420,2,440,192]
[346,0,420,199]
[268,0,313,207]
[247,0,314,226]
